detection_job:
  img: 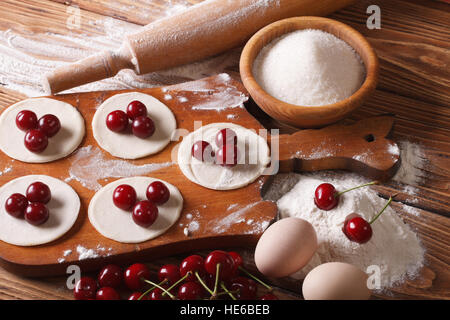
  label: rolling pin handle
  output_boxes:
[43,46,135,94]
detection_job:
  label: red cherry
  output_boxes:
[106,110,129,132]
[24,129,48,153]
[124,263,151,291]
[96,287,120,300]
[128,292,148,300]
[24,203,49,225]
[38,114,61,137]
[230,277,257,300]
[215,128,237,147]
[113,184,137,211]
[98,264,123,288]
[260,293,279,300]
[26,181,51,204]
[132,116,155,139]
[191,140,214,162]
[178,281,204,300]
[204,250,235,281]
[216,144,238,167]
[5,193,28,218]
[127,100,147,120]
[146,181,170,205]
[180,255,205,282]
[343,215,373,244]
[228,251,243,276]
[149,287,170,300]
[132,200,158,228]
[74,277,97,300]
[158,264,181,285]
[314,183,338,210]
[16,110,37,131]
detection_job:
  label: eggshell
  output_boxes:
[254,217,317,278]
[302,262,371,300]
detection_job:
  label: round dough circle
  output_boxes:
[92,92,177,159]
[88,177,183,243]
[0,175,81,246]
[0,98,85,163]
[178,123,271,190]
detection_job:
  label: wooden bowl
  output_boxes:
[240,16,379,128]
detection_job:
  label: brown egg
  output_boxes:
[302,262,371,300]
[254,217,317,278]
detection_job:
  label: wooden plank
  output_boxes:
[331,0,450,108]
[50,0,201,26]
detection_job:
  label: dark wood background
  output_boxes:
[0,0,448,300]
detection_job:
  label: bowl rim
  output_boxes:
[240,16,379,120]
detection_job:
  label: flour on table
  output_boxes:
[207,202,270,235]
[165,73,248,111]
[66,146,173,191]
[76,245,100,260]
[275,173,425,290]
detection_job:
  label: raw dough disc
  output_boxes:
[0,98,85,163]
[92,92,177,159]
[0,175,81,246]
[88,177,183,243]
[178,123,271,190]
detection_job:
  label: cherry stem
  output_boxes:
[213,263,221,296]
[195,271,215,296]
[336,181,378,197]
[369,196,393,225]
[143,279,175,300]
[161,272,191,297]
[220,282,237,300]
[238,266,272,291]
[216,289,239,297]
[138,278,167,300]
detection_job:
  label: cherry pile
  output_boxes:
[74,250,278,300]
[106,100,155,139]
[313,181,393,244]
[4,181,52,226]
[192,128,238,167]
[113,181,170,228]
[16,110,61,153]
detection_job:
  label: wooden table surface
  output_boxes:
[0,0,449,300]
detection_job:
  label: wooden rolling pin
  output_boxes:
[44,0,356,94]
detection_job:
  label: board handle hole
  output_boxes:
[364,134,375,142]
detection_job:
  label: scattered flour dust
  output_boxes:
[66,146,173,191]
[0,13,240,98]
[272,172,425,290]
[206,201,270,235]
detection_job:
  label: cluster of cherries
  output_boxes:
[16,110,61,153]
[314,181,392,244]
[192,128,239,167]
[74,250,278,300]
[4,182,52,226]
[106,100,155,139]
[113,181,170,228]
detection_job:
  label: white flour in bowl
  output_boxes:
[253,29,365,106]
[273,172,425,290]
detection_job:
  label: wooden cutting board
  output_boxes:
[0,75,399,276]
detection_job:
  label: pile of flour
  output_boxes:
[270,172,425,290]
[253,29,365,106]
